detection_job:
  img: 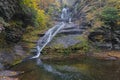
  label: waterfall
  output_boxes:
[31,22,65,59]
[69,18,72,23]
[61,7,72,22]
[31,7,72,59]
[61,7,68,19]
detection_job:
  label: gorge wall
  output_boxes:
[0,0,20,20]
[56,0,77,6]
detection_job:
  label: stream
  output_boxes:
[11,57,120,80]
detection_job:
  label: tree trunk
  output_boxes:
[110,22,115,50]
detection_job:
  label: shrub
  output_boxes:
[5,20,23,43]
[101,7,119,25]
[75,36,90,53]
[20,0,48,28]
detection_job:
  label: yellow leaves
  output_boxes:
[86,0,120,29]
[86,12,95,21]
[108,0,120,9]
[117,21,120,25]
[86,9,103,28]
[21,0,48,27]
[86,7,102,21]
[108,51,120,58]
[39,0,56,9]
[0,76,19,80]
[22,0,38,8]
[94,20,104,28]
[37,9,47,28]
[94,35,104,42]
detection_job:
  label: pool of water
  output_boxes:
[11,57,120,80]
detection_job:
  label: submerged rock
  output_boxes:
[0,70,23,77]
[0,70,24,80]
[105,57,117,61]
[0,63,4,70]
[0,77,19,80]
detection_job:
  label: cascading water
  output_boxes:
[30,6,72,59]
[69,18,72,23]
[31,22,65,59]
[61,7,71,22]
[31,7,71,59]
[61,7,68,20]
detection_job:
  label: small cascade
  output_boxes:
[31,22,65,59]
[31,7,72,59]
[61,7,72,22]
[69,18,72,23]
[61,7,68,19]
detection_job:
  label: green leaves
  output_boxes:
[101,7,119,25]
[20,0,48,27]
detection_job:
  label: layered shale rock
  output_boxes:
[0,0,21,20]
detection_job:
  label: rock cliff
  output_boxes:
[0,0,21,20]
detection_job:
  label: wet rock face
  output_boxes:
[88,27,120,50]
[0,52,14,65]
[62,0,77,6]
[5,27,23,43]
[0,0,20,20]
[47,23,83,48]
[56,0,77,6]
[0,44,27,67]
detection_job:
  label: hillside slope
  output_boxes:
[72,0,120,50]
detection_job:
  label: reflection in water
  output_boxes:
[36,58,91,80]
[11,57,120,80]
[36,59,62,76]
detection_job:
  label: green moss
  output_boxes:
[51,43,64,49]
[12,59,22,66]
[43,41,90,56]
[22,25,48,49]
[75,36,90,53]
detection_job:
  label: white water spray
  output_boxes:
[61,7,72,23]
[69,18,72,23]
[61,7,68,20]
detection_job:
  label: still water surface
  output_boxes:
[11,57,120,80]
